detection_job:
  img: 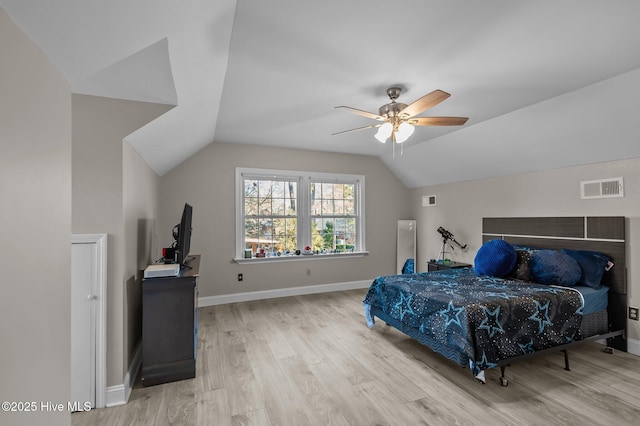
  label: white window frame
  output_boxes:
[235,167,366,262]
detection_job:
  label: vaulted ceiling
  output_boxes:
[3,1,640,187]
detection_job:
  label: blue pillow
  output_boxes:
[474,240,517,277]
[561,249,612,289]
[529,250,581,286]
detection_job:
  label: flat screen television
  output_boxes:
[174,203,193,266]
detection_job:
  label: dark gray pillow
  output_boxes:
[529,250,581,286]
[561,249,612,289]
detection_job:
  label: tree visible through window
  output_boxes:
[310,182,357,253]
[243,178,298,254]
[237,168,364,259]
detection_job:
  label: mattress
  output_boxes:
[580,308,608,337]
[575,285,609,315]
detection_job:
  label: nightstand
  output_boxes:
[427,261,472,272]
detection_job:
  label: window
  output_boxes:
[310,181,357,253]
[242,176,299,254]
[236,168,365,260]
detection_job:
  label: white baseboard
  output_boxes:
[105,343,142,407]
[103,282,639,409]
[627,337,640,356]
[199,279,372,307]
[104,282,372,407]
[105,384,125,408]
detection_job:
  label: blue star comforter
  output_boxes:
[363,268,583,380]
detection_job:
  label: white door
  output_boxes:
[71,242,97,408]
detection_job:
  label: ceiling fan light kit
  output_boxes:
[395,122,415,143]
[334,86,468,156]
[374,122,393,143]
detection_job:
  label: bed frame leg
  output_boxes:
[500,365,508,387]
[562,349,570,371]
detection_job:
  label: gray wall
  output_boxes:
[123,142,162,370]
[0,7,72,425]
[72,94,170,386]
[411,157,640,342]
[158,142,412,297]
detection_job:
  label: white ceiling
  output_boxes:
[3,1,640,187]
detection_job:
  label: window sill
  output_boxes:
[234,251,369,264]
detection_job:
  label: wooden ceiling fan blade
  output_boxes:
[331,123,382,136]
[409,116,469,126]
[335,106,384,121]
[399,90,450,119]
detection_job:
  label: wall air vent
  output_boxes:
[580,177,624,199]
[422,194,437,207]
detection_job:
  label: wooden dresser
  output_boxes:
[141,255,200,387]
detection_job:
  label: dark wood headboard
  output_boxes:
[482,216,627,350]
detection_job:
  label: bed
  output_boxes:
[363,216,627,385]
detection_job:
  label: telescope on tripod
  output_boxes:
[437,226,467,262]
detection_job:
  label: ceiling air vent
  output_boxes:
[580,177,623,199]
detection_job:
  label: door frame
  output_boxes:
[72,233,107,408]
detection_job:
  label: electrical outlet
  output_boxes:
[237,273,243,282]
[629,306,639,321]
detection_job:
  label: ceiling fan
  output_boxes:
[333,87,468,145]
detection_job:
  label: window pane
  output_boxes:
[311,218,320,235]
[258,180,272,196]
[272,198,285,215]
[272,181,285,198]
[276,218,293,253]
[310,218,322,251]
[322,219,334,250]
[311,199,321,215]
[334,184,344,200]
[287,181,297,195]
[245,219,259,239]
[346,218,356,233]
[258,196,272,216]
[259,219,274,239]
[310,183,317,201]
[272,218,285,252]
[322,199,333,215]
[245,196,258,216]
[322,183,334,199]
[278,181,294,215]
[285,197,296,215]
[244,180,258,197]
[344,199,354,215]
[344,184,355,199]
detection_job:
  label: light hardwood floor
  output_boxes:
[73,289,640,425]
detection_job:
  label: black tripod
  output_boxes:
[437,227,467,262]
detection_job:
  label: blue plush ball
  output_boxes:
[474,239,517,277]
